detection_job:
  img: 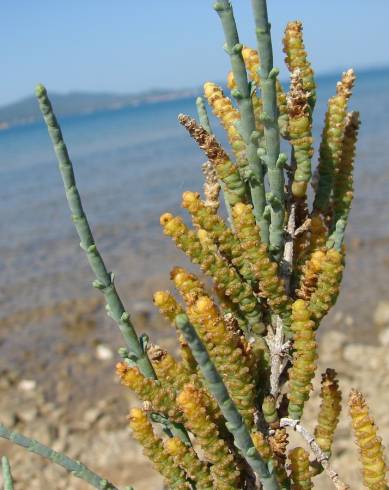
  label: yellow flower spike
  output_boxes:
[182,190,248,269]
[178,335,198,375]
[283,21,316,108]
[164,437,213,490]
[252,430,289,486]
[287,300,317,420]
[296,249,326,302]
[152,290,195,371]
[178,114,249,206]
[313,69,356,214]
[214,285,250,334]
[287,69,314,198]
[348,390,388,489]
[240,47,260,85]
[153,290,184,324]
[288,447,313,490]
[232,202,292,327]
[177,384,241,490]
[197,228,217,252]
[116,362,184,423]
[152,290,197,374]
[335,111,360,210]
[251,92,265,134]
[147,344,194,392]
[252,431,272,461]
[148,308,222,424]
[183,195,255,285]
[159,271,240,423]
[262,395,279,428]
[226,70,235,90]
[314,369,342,455]
[187,294,257,428]
[160,213,264,335]
[170,266,207,306]
[329,111,361,248]
[307,215,328,255]
[308,248,344,322]
[129,408,189,490]
[203,82,247,167]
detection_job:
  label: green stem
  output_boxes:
[0,425,123,490]
[214,0,269,245]
[35,84,155,380]
[196,96,213,134]
[327,219,346,251]
[175,314,280,490]
[149,413,192,447]
[251,0,285,261]
[1,456,14,490]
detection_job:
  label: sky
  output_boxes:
[2,0,389,107]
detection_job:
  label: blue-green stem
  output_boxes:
[0,424,124,490]
[196,96,213,134]
[175,314,280,490]
[35,84,155,380]
[251,0,286,261]
[37,85,191,447]
[214,0,269,245]
[1,456,14,490]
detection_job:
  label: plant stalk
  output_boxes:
[196,96,213,134]
[251,0,285,260]
[1,456,14,490]
[214,0,269,245]
[0,425,122,490]
[35,84,156,380]
[176,314,280,490]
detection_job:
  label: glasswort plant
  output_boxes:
[1,1,387,489]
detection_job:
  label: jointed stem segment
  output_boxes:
[176,314,280,490]
[0,424,121,490]
[36,84,155,380]
[251,0,285,260]
[1,456,14,490]
[214,0,268,245]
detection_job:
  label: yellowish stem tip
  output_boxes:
[292,181,308,198]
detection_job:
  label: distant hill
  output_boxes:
[0,88,199,130]
[1,66,388,131]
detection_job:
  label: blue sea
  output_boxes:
[1,68,389,327]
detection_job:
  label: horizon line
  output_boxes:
[2,63,389,111]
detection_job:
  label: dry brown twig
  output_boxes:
[280,202,296,296]
[280,417,349,490]
[266,316,291,402]
[202,160,221,211]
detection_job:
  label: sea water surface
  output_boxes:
[1,68,389,331]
